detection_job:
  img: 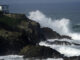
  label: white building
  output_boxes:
[0,6,2,11]
[0,5,9,13]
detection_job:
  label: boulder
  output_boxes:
[41,27,61,39]
[41,27,72,40]
[19,45,63,58]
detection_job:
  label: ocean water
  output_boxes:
[9,2,80,32]
[0,55,63,60]
[9,3,80,23]
[1,2,80,60]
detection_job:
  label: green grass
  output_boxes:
[0,15,23,27]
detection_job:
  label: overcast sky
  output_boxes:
[0,0,80,4]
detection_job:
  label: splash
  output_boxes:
[28,10,80,40]
[0,55,23,60]
[39,40,80,57]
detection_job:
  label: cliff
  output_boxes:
[0,13,72,58]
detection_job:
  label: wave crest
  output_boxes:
[28,10,80,40]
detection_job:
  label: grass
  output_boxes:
[0,15,23,27]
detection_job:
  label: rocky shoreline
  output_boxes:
[0,13,80,60]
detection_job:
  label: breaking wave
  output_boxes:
[0,55,63,60]
[39,39,80,57]
[28,10,80,40]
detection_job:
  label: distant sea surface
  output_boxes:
[9,2,80,32]
[9,2,80,23]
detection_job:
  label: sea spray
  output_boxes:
[39,39,80,57]
[28,10,80,40]
[0,55,63,60]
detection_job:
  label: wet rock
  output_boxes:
[41,27,61,39]
[64,56,80,60]
[46,40,71,45]
[41,27,72,40]
[19,45,63,58]
[60,35,72,40]
[0,36,9,55]
[0,14,45,55]
[18,20,45,45]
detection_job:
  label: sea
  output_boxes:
[1,2,80,60]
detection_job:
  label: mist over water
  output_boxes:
[28,10,80,40]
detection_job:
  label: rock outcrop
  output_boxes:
[41,27,71,39]
[19,45,63,58]
[46,40,71,45]
[41,27,61,39]
[64,56,80,60]
[61,35,72,39]
[0,13,73,59]
[0,14,45,55]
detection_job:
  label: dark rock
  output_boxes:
[46,40,71,45]
[64,56,80,60]
[41,27,72,40]
[41,27,61,39]
[0,14,45,55]
[0,36,9,55]
[60,35,72,39]
[18,20,45,45]
[73,43,80,46]
[0,29,25,54]
[0,11,3,17]
[19,45,63,58]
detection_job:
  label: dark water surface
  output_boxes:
[8,2,80,32]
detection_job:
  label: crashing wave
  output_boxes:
[28,10,80,40]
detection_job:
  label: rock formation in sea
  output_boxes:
[0,13,78,60]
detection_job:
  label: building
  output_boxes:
[0,5,9,14]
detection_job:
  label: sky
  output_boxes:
[0,0,80,4]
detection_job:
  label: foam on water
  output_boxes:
[0,55,63,60]
[25,58,63,60]
[39,40,80,57]
[28,10,80,40]
[46,58,63,60]
[27,10,80,57]
[0,55,23,60]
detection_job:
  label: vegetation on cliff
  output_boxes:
[0,13,72,58]
[19,45,62,58]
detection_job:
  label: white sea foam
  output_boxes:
[0,55,23,60]
[39,40,80,57]
[28,10,80,40]
[25,58,63,60]
[0,55,63,60]
[46,58,63,60]
[47,38,80,44]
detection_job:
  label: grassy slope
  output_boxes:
[0,15,23,27]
